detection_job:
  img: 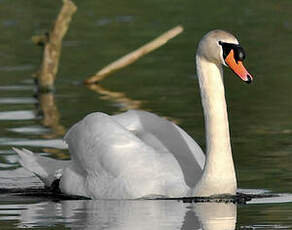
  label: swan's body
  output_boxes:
[14,30,253,199]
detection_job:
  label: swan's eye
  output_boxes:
[218,41,246,63]
[234,46,246,62]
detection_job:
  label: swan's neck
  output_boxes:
[192,55,237,196]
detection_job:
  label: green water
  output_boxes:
[0,0,292,229]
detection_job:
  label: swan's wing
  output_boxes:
[64,112,189,198]
[13,147,70,187]
[112,110,205,188]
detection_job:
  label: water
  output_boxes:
[1,193,292,229]
[1,0,292,229]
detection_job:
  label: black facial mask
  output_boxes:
[218,41,246,63]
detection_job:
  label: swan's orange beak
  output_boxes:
[225,50,253,83]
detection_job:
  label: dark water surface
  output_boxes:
[1,0,292,229]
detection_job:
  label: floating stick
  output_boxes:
[84,25,184,84]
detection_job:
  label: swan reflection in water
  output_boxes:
[8,199,236,229]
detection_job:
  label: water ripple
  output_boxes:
[0,138,67,149]
[7,126,50,135]
[0,85,35,91]
[0,97,38,104]
[0,110,37,120]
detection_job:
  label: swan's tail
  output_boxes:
[13,147,69,187]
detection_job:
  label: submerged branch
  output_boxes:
[86,84,143,111]
[38,92,66,138]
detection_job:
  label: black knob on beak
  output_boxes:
[234,47,246,63]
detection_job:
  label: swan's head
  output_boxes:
[197,30,253,83]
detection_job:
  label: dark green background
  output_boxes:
[0,0,292,229]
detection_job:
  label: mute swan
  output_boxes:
[14,30,253,199]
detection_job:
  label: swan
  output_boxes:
[13,30,253,199]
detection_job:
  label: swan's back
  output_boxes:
[112,110,205,187]
[64,110,205,198]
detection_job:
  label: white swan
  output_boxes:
[13,30,253,199]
